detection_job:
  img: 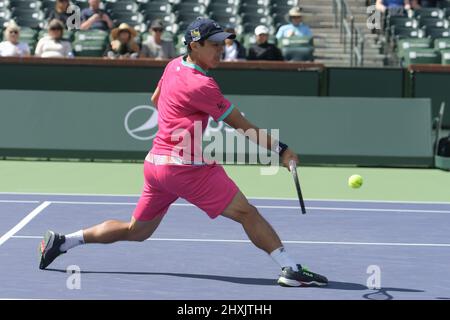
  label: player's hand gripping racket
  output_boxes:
[289,160,306,214]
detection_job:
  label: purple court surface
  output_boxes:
[1,193,449,300]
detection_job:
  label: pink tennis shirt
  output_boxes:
[150,56,235,163]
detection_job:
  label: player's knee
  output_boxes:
[236,204,258,223]
[126,225,149,242]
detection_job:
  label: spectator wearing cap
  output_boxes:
[80,0,113,31]
[375,0,411,13]
[248,25,283,61]
[47,0,71,26]
[35,19,73,58]
[0,20,30,57]
[140,20,177,59]
[276,7,312,40]
[222,24,246,61]
[104,23,140,59]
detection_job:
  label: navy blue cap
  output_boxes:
[184,17,236,45]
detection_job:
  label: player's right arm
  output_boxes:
[223,107,298,168]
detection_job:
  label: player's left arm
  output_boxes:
[223,106,298,168]
[151,86,161,109]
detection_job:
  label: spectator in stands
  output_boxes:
[47,0,71,26]
[0,20,30,57]
[222,24,246,61]
[276,7,312,40]
[104,23,139,59]
[375,0,412,13]
[80,0,113,31]
[35,19,73,58]
[140,19,177,59]
[247,25,283,61]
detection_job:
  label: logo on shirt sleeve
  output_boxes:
[217,102,227,110]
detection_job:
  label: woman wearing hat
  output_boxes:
[104,23,140,59]
[0,20,30,57]
[275,7,313,40]
[34,19,73,58]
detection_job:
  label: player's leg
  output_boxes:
[221,190,328,287]
[83,215,164,244]
[39,161,177,270]
[222,190,282,254]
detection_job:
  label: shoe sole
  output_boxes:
[277,276,328,287]
[38,230,55,270]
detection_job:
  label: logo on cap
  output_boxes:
[190,28,201,41]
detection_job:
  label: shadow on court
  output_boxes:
[46,268,424,299]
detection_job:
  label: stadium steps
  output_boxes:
[299,0,387,67]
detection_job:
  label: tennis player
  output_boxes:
[38,18,328,287]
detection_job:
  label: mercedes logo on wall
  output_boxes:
[124,105,158,141]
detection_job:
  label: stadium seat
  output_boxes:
[105,1,138,15]
[402,48,441,66]
[414,8,444,19]
[73,29,108,42]
[143,12,176,25]
[272,0,298,6]
[388,16,418,29]
[397,38,431,58]
[14,16,45,28]
[419,18,449,29]
[435,37,450,50]
[392,26,425,39]
[426,27,450,39]
[278,36,314,61]
[9,0,42,10]
[210,13,241,27]
[0,8,11,21]
[241,14,273,26]
[19,25,37,40]
[282,46,314,61]
[110,11,145,25]
[441,49,450,64]
[209,0,239,5]
[139,2,172,15]
[242,0,270,6]
[207,3,239,16]
[72,40,106,57]
[174,3,206,15]
[240,5,271,17]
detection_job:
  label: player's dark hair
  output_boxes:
[187,39,205,54]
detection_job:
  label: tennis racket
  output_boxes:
[289,160,306,214]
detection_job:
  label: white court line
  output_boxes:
[0,200,40,204]
[1,192,450,205]
[43,201,450,214]
[0,201,51,247]
[10,235,450,248]
[2,200,450,214]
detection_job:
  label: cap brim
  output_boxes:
[206,32,236,42]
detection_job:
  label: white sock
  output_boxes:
[270,247,299,271]
[60,230,85,252]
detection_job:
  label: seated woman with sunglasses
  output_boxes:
[35,19,73,58]
[0,20,30,57]
[140,19,177,60]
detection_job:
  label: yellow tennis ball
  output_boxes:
[348,174,363,189]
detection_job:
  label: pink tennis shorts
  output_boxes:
[133,161,239,221]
